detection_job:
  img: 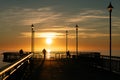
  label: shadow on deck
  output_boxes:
[25,58,120,80]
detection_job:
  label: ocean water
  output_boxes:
[0,54,10,69]
[100,50,120,57]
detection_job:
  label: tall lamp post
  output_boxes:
[76,25,78,57]
[31,24,35,53]
[66,30,68,53]
[107,2,113,71]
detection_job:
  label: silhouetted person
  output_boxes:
[66,50,70,58]
[19,49,24,56]
[42,49,46,59]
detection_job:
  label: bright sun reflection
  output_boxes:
[47,49,51,53]
[46,49,51,59]
[46,38,52,45]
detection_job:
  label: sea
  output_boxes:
[0,53,10,69]
[0,50,120,70]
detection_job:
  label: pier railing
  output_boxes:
[99,55,120,73]
[55,52,120,74]
[77,54,120,74]
[0,53,33,80]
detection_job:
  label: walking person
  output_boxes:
[42,48,46,59]
[66,50,71,58]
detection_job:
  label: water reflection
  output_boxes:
[46,52,51,59]
[46,49,51,59]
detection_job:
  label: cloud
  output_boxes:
[20,32,65,39]
[20,31,120,39]
[21,7,62,25]
[67,9,108,23]
[37,26,66,32]
[78,33,120,38]
[0,8,108,26]
[0,7,62,26]
[113,18,120,27]
[1,7,120,39]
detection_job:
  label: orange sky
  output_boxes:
[0,0,120,56]
[0,32,118,52]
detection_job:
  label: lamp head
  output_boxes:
[108,2,113,12]
[76,24,78,28]
[31,24,34,29]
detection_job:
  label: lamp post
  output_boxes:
[66,30,68,53]
[31,24,35,53]
[107,2,113,71]
[76,25,78,57]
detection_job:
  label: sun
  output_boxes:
[46,38,52,45]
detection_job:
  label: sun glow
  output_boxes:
[46,49,51,59]
[47,49,51,53]
[39,32,56,38]
[46,38,52,45]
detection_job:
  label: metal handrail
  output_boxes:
[0,53,33,79]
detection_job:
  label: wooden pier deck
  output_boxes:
[22,58,120,80]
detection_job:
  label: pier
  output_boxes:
[3,52,21,62]
[1,52,120,80]
[3,52,30,62]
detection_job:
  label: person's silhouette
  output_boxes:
[42,49,46,59]
[66,50,70,58]
[19,49,24,56]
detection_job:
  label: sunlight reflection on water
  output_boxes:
[46,52,51,59]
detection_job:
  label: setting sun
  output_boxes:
[46,38,52,45]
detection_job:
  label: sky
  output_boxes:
[0,0,120,55]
